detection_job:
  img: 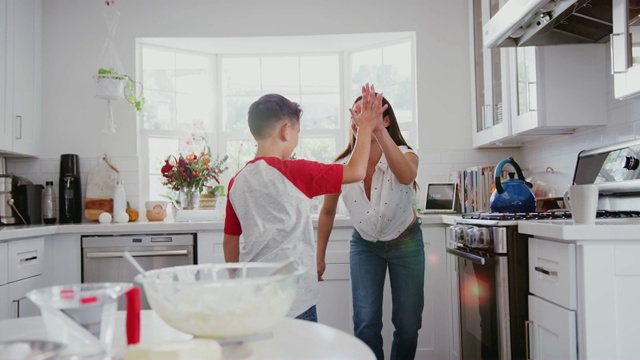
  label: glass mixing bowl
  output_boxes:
[135,261,305,340]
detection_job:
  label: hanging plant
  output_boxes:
[96,68,145,111]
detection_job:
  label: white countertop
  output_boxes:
[0,310,376,360]
[518,218,640,241]
[0,214,452,242]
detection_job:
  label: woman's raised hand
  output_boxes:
[349,83,387,132]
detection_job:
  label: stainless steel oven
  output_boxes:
[447,218,529,360]
[81,233,196,309]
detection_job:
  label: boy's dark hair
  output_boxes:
[247,94,303,140]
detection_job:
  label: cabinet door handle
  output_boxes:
[86,249,189,259]
[611,33,631,74]
[15,116,22,139]
[534,265,557,276]
[20,255,38,263]
[527,82,537,112]
[12,299,21,318]
[525,320,533,360]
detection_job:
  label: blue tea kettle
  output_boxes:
[489,157,536,213]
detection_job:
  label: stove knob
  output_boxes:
[475,228,491,249]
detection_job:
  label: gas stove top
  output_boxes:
[462,210,640,221]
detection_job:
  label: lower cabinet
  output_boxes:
[528,237,640,359]
[45,234,81,286]
[317,223,454,360]
[528,295,577,360]
[198,222,457,360]
[0,236,46,319]
[317,228,352,334]
[7,274,44,318]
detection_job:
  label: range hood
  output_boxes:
[484,0,613,48]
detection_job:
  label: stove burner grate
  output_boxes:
[461,210,640,221]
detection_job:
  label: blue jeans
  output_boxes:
[295,305,318,322]
[350,218,425,360]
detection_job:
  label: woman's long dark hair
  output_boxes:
[336,94,418,191]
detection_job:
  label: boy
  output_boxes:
[223,84,387,321]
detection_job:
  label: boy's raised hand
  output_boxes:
[349,83,387,132]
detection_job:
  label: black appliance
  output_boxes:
[12,183,44,225]
[447,217,529,360]
[59,154,82,224]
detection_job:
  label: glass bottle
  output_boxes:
[42,181,57,224]
[113,181,127,219]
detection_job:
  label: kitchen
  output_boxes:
[0,0,640,359]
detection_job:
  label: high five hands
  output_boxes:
[349,83,388,132]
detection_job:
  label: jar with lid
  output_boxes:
[42,181,57,224]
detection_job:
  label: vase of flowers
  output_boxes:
[161,145,228,210]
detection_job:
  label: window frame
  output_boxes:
[138,35,418,202]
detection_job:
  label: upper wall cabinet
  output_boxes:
[0,0,42,157]
[470,0,512,148]
[470,0,608,148]
[509,44,607,137]
[612,0,640,100]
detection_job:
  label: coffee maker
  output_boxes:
[59,154,82,224]
[13,183,44,225]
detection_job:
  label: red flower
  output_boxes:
[160,146,229,195]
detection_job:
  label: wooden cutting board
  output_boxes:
[84,155,119,221]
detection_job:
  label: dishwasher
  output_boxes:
[81,233,196,309]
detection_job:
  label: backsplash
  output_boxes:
[5,156,141,217]
[519,78,640,178]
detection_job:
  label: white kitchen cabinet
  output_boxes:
[445,225,460,360]
[509,45,607,137]
[1,0,42,156]
[528,295,577,360]
[410,224,450,360]
[0,0,8,150]
[7,274,44,318]
[196,231,224,264]
[612,0,640,100]
[528,237,578,359]
[317,227,353,335]
[469,0,607,148]
[44,234,81,286]
[0,237,46,319]
[527,237,640,359]
[469,0,512,148]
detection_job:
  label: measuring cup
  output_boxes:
[26,283,140,358]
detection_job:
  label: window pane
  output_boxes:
[296,137,337,163]
[300,55,339,92]
[222,58,261,94]
[142,48,176,92]
[149,137,180,200]
[143,89,175,130]
[300,94,340,130]
[351,48,383,97]
[177,93,212,131]
[226,139,257,173]
[383,43,412,79]
[176,53,211,94]
[223,95,255,131]
[385,83,413,123]
[262,57,299,93]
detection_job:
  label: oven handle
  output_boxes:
[86,250,189,258]
[446,248,490,265]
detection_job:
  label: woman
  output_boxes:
[316,95,425,360]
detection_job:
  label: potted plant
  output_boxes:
[160,146,228,210]
[95,68,145,111]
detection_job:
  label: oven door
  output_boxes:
[446,246,511,360]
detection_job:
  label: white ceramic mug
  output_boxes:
[563,184,598,224]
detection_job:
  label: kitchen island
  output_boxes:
[0,310,376,359]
